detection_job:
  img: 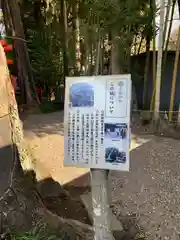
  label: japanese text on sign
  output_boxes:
[64,75,131,171]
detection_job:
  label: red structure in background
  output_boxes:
[0,39,16,91]
[1,39,43,103]
[36,88,43,103]
[0,39,13,65]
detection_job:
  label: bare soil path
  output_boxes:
[22,111,180,239]
[23,111,89,187]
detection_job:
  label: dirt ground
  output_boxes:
[22,111,92,225]
[23,111,89,186]
[22,110,180,239]
[22,111,149,230]
[22,111,145,187]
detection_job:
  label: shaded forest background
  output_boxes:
[1,0,180,112]
[1,0,158,107]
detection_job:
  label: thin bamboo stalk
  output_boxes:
[143,37,150,109]
[150,0,156,112]
[137,35,143,55]
[168,26,180,121]
[154,0,165,121]
[162,0,176,71]
[162,0,171,49]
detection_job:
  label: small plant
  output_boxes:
[11,227,58,240]
[11,232,58,240]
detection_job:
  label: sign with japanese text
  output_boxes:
[64,75,131,171]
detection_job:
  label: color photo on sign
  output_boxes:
[105,148,126,163]
[69,83,94,107]
[104,123,127,140]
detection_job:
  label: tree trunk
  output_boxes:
[100,39,104,74]
[72,0,81,75]
[168,26,180,121]
[154,0,165,122]
[2,0,25,104]
[84,42,90,75]
[0,42,93,238]
[162,0,171,50]
[111,30,137,111]
[137,35,144,55]
[4,0,39,105]
[111,31,122,74]
[150,0,157,112]
[60,0,69,82]
[178,0,180,16]
[143,36,150,110]
[0,42,40,232]
[162,0,176,73]
[95,32,101,75]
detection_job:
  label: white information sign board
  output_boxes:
[64,75,131,171]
